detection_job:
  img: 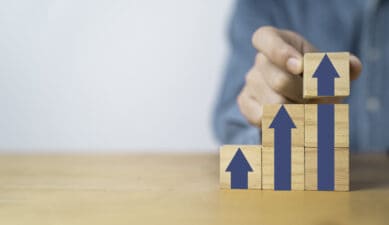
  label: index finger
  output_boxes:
[252,26,303,75]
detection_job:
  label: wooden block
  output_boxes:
[305,147,349,191]
[220,145,261,189]
[305,104,349,148]
[262,146,304,190]
[262,104,305,147]
[303,52,349,98]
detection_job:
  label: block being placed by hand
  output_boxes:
[220,145,262,189]
[261,104,305,190]
[303,52,349,98]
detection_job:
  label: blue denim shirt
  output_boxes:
[213,0,389,152]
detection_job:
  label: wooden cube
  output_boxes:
[303,52,349,98]
[262,146,304,190]
[262,104,305,147]
[305,147,349,191]
[220,145,261,189]
[261,104,305,190]
[305,104,349,148]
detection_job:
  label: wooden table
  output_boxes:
[0,153,388,225]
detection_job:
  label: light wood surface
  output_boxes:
[305,147,350,191]
[262,104,305,190]
[303,52,350,98]
[305,147,318,190]
[335,147,350,191]
[220,145,262,189]
[305,104,349,147]
[262,104,305,147]
[262,147,304,190]
[1,152,388,225]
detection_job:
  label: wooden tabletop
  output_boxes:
[0,152,388,225]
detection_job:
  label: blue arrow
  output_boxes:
[226,148,253,189]
[317,104,335,191]
[269,105,296,190]
[313,54,340,96]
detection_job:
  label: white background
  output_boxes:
[0,0,235,152]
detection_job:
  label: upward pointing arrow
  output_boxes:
[226,148,253,189]
[269,106,296,190]
[313,54,340,96]
[317,104,335,191]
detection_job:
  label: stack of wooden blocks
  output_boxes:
[220,52,350,191]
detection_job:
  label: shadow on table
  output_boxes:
[351,153,389,191]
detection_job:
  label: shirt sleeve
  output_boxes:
[212,0,278,144]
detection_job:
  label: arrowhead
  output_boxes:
[312,54,340,79]
[226,148,253,172]
[269,105,296,129]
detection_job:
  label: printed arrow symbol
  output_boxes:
[313,54,340,96]
[269,105,296,190]
[318,104,335,191]
[226,148,253,189]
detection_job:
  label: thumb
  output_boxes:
[350,54,362,80]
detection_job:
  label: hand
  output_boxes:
[237,26,362,126]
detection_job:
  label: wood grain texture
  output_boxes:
[262,146,304,190]
[304,147,350,191]
[335,147,350,191]
[303,52,349,98]
[262,146,274,189]
[305,104,349,147]
[220,145,261,189]
[0,153,388,225]
[262,104,305,147]
[305,147,318,190]
[292,147,305,190]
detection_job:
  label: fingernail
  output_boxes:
[287,57,302,74]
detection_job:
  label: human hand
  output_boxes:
[237,26,362,126]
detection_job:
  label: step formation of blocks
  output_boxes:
[220,52,350,191]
